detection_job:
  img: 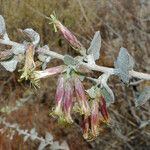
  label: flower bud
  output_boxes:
[99,96,109,123]
[63,80,74,123]
[91,100,100,137]
[74,77,90,117]
[51,15,86,55]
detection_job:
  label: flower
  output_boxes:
[74,77,90,117]
[20,44,36,80]
[54,76,65,116]
[99,96,109,123]
[50,14,86,55]
[82,116,90,140]
[91,100,100,137]
[63,80,74,123]
[34,65,65,79]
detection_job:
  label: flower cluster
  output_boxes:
[48,66,110,140]
[52,69,90,124]
[82,86,110,140]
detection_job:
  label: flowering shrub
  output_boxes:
[0,14,150,141]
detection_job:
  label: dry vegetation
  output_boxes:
[0,0,150,150]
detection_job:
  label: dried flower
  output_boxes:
[20,44,35,80]
[74,77,90,117]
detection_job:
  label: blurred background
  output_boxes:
[0,0,150,149]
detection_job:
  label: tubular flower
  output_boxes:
[74,77,90,117]
[91,100,100,137]
[34,65,65,79]
[50,15,86,55]
[20,44,36,80]
[99,96,110,123]
[63,80,74,123]
[54,76,65,116]
[82,100,100,141]
[82,116,90,140]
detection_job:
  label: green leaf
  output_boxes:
[87,31,101,60]
[135,86,150,107]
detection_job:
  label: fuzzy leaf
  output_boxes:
[45,132,53,143]
[38,141,47,150]
[0,15,6,36]
[135,87,150,107]
[87,31,101,60]
[114,47,135,83]
[21,28,40,46]
[101,86,114,107]
[0,57,18,72]
[64,55,78,66]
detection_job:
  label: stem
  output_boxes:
[0,39,150,80]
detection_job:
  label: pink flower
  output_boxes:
[54,76,65,116]
[51,15,86,55]
[82,116,90,140]
[74,77,90,117]
[34,65,64,79]
[99,96,109,123]
[91,100,100,137]
[63,80,74,123]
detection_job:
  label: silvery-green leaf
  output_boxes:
[0,15,6,36]
[59,141,69,150]
[45,132,53,143]
[101,87,114,107]
[86,86,96,99]
[50,141,60,150]
[87,31,101,60]
[21,28,40,46]
[135,86,150,107]
[30,128,38,140]
[114,47,135,83]
[0,57,18,72]
[139,120,150,128]
[64,55,78,66]
[38,141,47,150]
[12,45,26,55]
[24,135,30,142]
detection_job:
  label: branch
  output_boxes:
[0,38,150,80]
